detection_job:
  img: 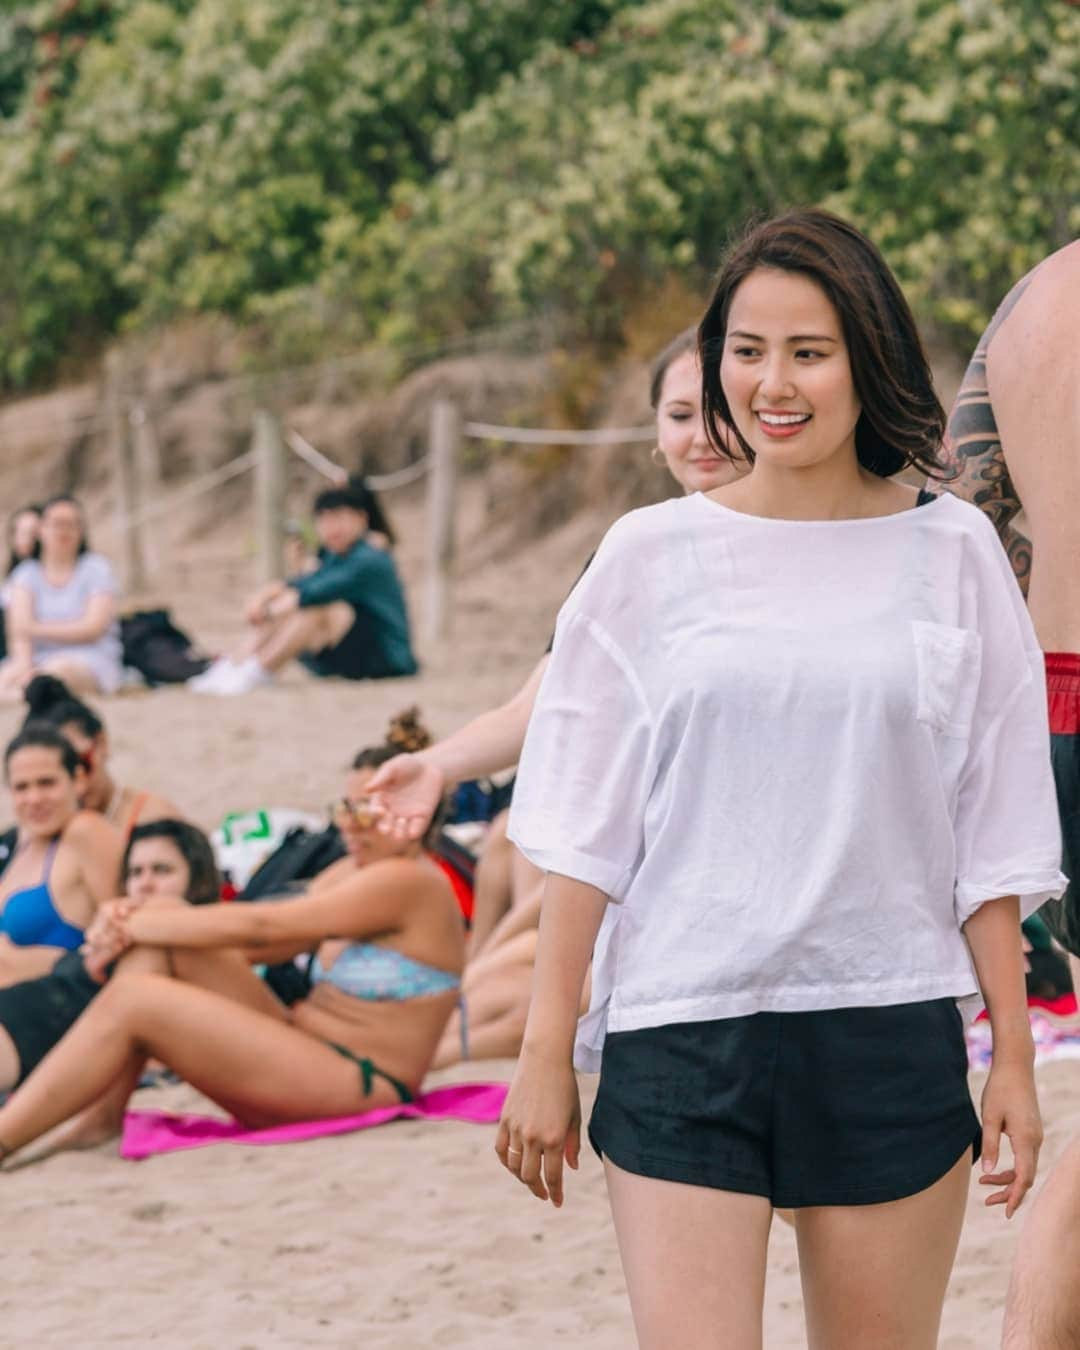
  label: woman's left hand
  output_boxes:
[978,1056,1043,1218]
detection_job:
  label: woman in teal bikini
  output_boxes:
[0,711,465,1165]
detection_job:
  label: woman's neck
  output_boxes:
[42,550,79,575]
[716,457,903,522]
[84,774,119,817]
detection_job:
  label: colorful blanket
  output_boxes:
[967,994,1080,1071]
[121,1081,508,1159]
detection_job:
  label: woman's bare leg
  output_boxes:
[0,972,397,1158]
[605,1161,773,1350]
[796,1151,970,1350]
[253,602,353,672]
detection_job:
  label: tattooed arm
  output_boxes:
[937,274,1038,595]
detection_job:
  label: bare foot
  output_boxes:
[2,1102,123,1169]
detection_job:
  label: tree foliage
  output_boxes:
[0,0,1075,388]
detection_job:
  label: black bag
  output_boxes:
[120,609,211,686]
[239,824,346,902]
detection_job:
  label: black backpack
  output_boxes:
[238,824,347,901]
[120,609,211,686]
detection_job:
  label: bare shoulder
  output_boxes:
[135,790,185,824]
[63,810,123,850]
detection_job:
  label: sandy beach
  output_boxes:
[1,481,1075,1347]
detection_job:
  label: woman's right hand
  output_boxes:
[495,1046,581,1207]
[366,753,446,841]
[82,901,133,981]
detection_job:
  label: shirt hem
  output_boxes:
[606,975,981,1033]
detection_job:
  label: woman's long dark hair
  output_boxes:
[6,504,41,576]
[314,476,396,547]
[699,209,947,479]
[122,819,221,906]
[4,722,81,778]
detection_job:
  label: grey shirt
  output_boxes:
[9,553,123,692]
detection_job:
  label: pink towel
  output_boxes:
[121,1082,508,1159]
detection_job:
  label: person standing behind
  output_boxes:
[0,495,123,699]
[937,241,1080,1350]
[191,479,417,696]
[497,210,1064,1350]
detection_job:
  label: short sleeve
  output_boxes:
[952,517,1067,925]
[508,610,655,901]
[81,554,120,596]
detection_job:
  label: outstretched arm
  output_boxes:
[368,655,549,840]
[111,858,430,951]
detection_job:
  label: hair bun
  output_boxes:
[23,674,72,716]
[385,706,431,754]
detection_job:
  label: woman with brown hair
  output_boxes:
[497,210,1064,1349]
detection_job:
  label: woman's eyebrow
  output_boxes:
[728,330,838,343]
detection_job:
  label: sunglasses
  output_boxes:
[328,796,383,829]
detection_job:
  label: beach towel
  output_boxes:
[967,994,1080,1071]
[121,1082,508,1159]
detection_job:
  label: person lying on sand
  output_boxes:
[0,710,465,1167]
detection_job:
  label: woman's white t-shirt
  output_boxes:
[508,492,1066,1071]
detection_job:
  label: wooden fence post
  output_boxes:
[253,407,287,583]
[129,400,163,581]
[106,350,147,593]
[424,398,460,647]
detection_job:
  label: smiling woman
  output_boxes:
[497,210,1065,1350]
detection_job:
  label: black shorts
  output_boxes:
[588,1000,980,1209]
[299,605,396,681]
[1040,653,1080,955]
[0,951,100,1084]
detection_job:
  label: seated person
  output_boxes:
[22,674,183,834]
[0,712,465,1166]
[0,503,42,662]
[0,495,123,699]
[191,478,416,696]
[0,819,219,1096]
[0,724,124,988]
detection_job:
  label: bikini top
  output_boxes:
[309,942,461,1002]
[0,841,84,950]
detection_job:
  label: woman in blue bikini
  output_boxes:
[0,711,466,1164]
[0,724,124,987]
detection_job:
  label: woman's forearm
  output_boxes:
[423,658,548,785]
[127,900,272,950]
[31,617,110,643]
[964,895,1032,1062]
[521,874,609,1061]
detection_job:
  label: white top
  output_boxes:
[9,553,123,693]
[508,492,1067,1071]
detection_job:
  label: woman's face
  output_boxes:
[6,746,82,839]
[655,351,747,495]
[38,501,84,562]
[334,767,407,866]
[124,837,192,906]
[719,267,861,474]
[11,510,40,560]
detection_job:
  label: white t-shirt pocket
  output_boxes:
[911,620,983,738]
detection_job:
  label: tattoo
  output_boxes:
[938,269,1040,593]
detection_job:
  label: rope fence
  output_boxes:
[105,382,656,644]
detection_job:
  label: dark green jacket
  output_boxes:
[290,540,417,677]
